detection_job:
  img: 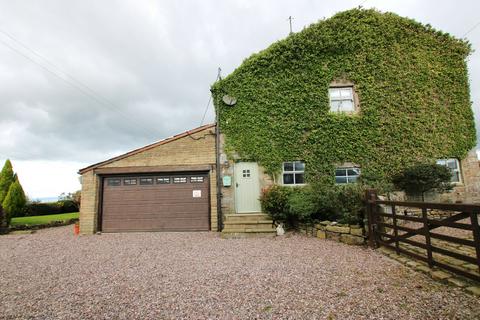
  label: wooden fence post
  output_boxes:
[365,189,378,248]
[392,205,399,254]
[422,208,434,268]
[470,210,480,274]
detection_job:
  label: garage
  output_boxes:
[78,124,218,234]
[100,173,210,232]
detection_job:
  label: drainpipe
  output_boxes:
[215,117,223,232]
[213,72,223,232]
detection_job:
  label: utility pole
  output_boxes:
[215,67,223,232]
[288,16,294,34]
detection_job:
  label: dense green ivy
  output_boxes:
[212,9,476,185]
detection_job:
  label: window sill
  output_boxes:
[281,183,307,187]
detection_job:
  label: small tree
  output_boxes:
[392,163,453,201]
[3,177,27,223]
[0,159,15,204]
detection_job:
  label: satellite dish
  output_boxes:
[222,95,237,106]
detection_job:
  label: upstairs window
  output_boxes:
[436,159,461,183]
[329,87,354,112]
[335,167,360,184]
[282,161,305,185]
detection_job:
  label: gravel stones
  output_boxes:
[0,226,479,319]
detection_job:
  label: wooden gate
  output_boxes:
[366,190,480,282]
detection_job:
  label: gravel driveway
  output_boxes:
[0,226,479,320]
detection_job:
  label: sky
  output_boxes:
[0,0,479,199]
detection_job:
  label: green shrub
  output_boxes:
[308,184,339,221]
[333,184,365,225]
[286,187,317,228]
[260,185,292,223]
[0,159,15,205]
[392,163,453,201]
[3,179,27,223]
[261,183,365,228]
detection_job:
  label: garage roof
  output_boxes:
[78,123,215,174]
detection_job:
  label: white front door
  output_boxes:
[235,162,262,213]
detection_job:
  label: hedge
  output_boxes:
[23,200,79,217]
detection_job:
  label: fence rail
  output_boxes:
[366,189,480,282]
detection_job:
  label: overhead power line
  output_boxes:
[463,20,480,37]
[358,0,369,7]
[199,95,212,126]
[0,29,161,138]
[199,67,222,126]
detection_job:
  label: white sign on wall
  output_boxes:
[192,190,202,198]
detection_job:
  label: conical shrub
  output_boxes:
[0,159,14,204]
[2,177,27,223]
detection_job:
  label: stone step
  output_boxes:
[222,228,276,234]
[223,213,271,223]
[221,232,276,239]
[223,220,273,225]
[223,224,276,232]
[222,213,276,237]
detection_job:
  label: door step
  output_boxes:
[222,213,276,238]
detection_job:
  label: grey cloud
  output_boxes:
[0,0,479,166]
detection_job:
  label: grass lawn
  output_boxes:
[10,212,79,226]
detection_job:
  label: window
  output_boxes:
[190,176,204,183]
[329,87,354,112]
[123,178,137,186]
[107,178,121,186]
[139,177,154,185]
[335,167,360,184]
[156,177,170,184]
[173,177,187,183]
[436,159,461,183]
[242,169,251,178]
[282,161,305,185]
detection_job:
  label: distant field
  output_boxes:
[10,212,79,226]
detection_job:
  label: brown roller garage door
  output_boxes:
[101,173,209,232]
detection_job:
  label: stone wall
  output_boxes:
[440,149,480,203]
[301,221,366,245]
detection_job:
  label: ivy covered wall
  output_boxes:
[212,9,476,185]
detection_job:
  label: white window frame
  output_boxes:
[436,158,462,183]
[282,161,306,186]
[156,177,170,184]
[335,167,361,184]
[329,86,355,112]
[173,177,187,184]
[190,176,204,183]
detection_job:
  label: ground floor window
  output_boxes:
[282,161,305,185]
[436,158,461,183]
[335,167,360,184]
